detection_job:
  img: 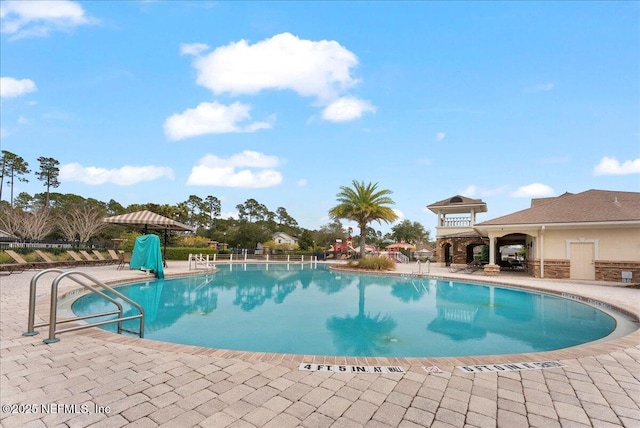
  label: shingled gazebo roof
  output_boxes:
[427,195,488,214]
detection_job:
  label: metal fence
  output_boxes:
[0,238,114,252]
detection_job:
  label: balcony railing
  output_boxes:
[442,218,471,227]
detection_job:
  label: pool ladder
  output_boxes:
[23,268,145,343]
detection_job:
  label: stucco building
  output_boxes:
[428,189,640,282]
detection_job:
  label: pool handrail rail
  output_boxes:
[23,268,144,343]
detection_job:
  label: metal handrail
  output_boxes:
[24,268,66,336]
[394,252,410,264]
[22,268,144,343]
[25,268,127,336]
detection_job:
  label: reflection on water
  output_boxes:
[327,278,397,356]
[72,264,618,357]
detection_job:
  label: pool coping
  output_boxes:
[36,262,640,372]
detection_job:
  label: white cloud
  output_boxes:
[511,183,555,198]
[524,83,554,93]
[321,97,376,122]
[60,163,174,185]
[201,150,281,169]
[459,185,509,198]
[174,32,371,129]
[392,209,404,222]
[297,179,307,187]
[0,77,37,98]
[163,101,272,140]
[436,132,446,141]
[192,32,359,101]
[460,185,477,197]
[180,42,210,56]
[593,156,640,176]
[0,0,95,39]
[187,150,283,188]
[482,185,510,196]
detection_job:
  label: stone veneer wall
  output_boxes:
[528,259,640,282]
[436,237,487,265]
[528,259,570,279]
[595,261,640,283]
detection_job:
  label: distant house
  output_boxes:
[428,189,640,281]
[272,232,298,246]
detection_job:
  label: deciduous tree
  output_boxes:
[0,207,53,240]
[56,205,107,243]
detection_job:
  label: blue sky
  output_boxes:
[1,1,638,235]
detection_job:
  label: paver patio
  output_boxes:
[1,261,638,427]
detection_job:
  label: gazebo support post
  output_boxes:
[163,229,168,267]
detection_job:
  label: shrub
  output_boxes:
[352,256,396,271]
[263,240,299,252]
[180,235,212,248]
[119,231,140,252]
[164,247,217,261]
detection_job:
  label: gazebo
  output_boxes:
[103,210,195,262]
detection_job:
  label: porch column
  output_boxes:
[484,236,500,276]
[540,226,545,278]
[489,236,496,264]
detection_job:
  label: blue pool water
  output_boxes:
[71,263,617,357]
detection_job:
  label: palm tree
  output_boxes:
[328,180,398,257]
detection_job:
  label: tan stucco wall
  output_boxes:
[538,227,640,261]
[435,226,475,238]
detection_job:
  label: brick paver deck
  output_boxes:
[1,262,638,427]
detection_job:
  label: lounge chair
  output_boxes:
[34,250,76,268]
[4,250,50,271]
[79,250,96,261]
[91,250,116,265]
[107,249,120,261]
[446,260,485,274]
[77,250,108,265]
[446,264,466,273]
[67,250,93,265]
[0,267,13,275]
[34,249,56,263]
[465,260,485,274]
[1,249,27,273]
[117,251,130,270]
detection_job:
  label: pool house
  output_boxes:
[428,189,640,282]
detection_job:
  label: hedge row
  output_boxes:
[164,247,218,260]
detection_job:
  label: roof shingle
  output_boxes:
[476,189,640,225]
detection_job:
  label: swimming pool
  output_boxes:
[71,263,619,358]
